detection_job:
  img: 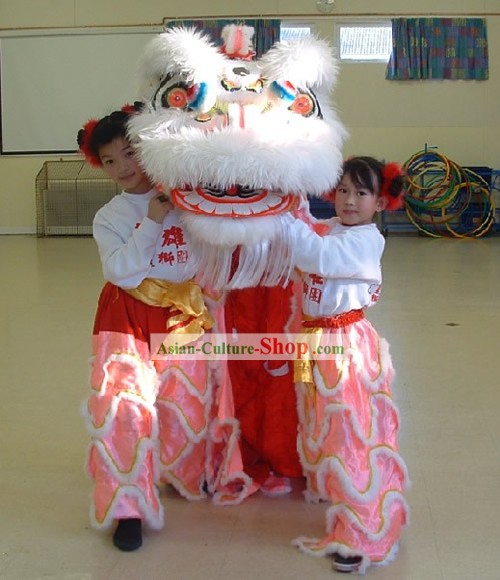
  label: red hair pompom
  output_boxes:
[381,162,405,211]
[120,103,135,115]
[78,118,102,167]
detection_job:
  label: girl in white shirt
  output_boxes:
[289,157,410,574]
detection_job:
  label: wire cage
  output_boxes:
[35,160,119,236]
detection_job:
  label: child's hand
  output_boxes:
[148,192,173,223]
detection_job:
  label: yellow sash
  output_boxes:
[293,326,323,385]
[125,278,214,339]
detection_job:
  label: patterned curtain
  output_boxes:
[163,19,281,57]
[386,18,489,80]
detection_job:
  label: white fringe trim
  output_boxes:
[189,213,295,290]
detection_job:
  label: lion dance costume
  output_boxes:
[84,22,409,570]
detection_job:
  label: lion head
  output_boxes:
[129,24,347,289]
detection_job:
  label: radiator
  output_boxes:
[43,188,116,235]
[36,160,119,236]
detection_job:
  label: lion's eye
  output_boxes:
[289,93,316,117]
[221,78,241,92]
[246,79,265,94]
[162,86,189,109]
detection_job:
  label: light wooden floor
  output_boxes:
[1,233,499,580]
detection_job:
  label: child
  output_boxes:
[77,105,216,551]
[288,156,410,574]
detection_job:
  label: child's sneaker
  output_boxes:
[332,553,363,573]
[261,473,292,496]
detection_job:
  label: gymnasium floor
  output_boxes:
[1,233,499,580]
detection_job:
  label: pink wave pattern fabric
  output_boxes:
[82,283,254,530]
[293,319,410,573]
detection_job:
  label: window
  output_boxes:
[280,24,312,42]
[338,22,392,62]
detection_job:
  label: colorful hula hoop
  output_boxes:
[402,149,495,238]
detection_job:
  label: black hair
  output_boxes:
[76,102,144,162]
[342,156,405,202]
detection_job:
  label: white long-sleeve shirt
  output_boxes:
[93,190,197,288]
[289,216,385,318]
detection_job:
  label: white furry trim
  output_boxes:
[81,391,159,440]
[138,27,225,101]
[90,484,164,531]
[296,393,400,455]
[155,400,208,445]
[258,36,339,90]
[89,437,160,485]
[315,447,411,504]
[303,488,327,504]
[292,536,371,575]
[325,492,410,543]
[155,364,214,450]
[293,493,410,573]
[298,329,394,402]
[157,364,212,402]
[358,336,394,393]
[91,352,158,403]
[162,468,208,502]
[207,416,255,506]
[132,120,345,196]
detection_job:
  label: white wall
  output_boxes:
[0,0,498,231]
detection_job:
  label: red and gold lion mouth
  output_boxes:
[171,185,296,217]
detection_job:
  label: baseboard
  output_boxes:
[0,227,36,235]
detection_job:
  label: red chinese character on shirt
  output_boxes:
[177,250,189,264]
[162,226,186,248]
[309,287,322,304]
[303,281,309,296]
[309,274,324,286]
[369,284,381,303]
[158,251,175,265]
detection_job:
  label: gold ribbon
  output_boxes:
[293,327,324,385]
[125,278,214,340]
[294,311,363,384]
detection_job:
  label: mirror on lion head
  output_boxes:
[128,23,347,290]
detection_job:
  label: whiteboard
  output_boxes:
[0,28,161,154]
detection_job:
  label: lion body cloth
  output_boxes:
[127,23,347,490]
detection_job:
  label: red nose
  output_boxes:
[227,185,238,196]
